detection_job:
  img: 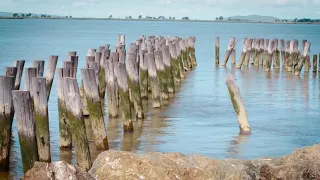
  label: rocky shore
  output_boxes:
[22,144,320,180]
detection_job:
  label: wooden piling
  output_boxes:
[154,50,169,100]
[249,38,256,65]
[302,40,310,72]
[244,39,252,66]
[162,45,175,94]
[126,53,144,119]
[70,56,78,78]
[231,39,237,65]
[294,42,311,76]
[215,37,220,65]
[68,51,77,56]
[287,40,294,72]
[169,42,181,84]
[33,60,45,77]
[105,54,119,118]
[188,36,197,67]
[264,39,274,72]
[280,39,285,68]
[254,39,260,66]
[62,77,92,170]
[285,40,291,69]
[274,39,280,69]
[81,68,109,150]
[24,68,37,91]
[180,40,189,70]
[45,55,58,100]
[30,77,51,162]
[139,49,149,99]
[0,76,14,171]
[116,63,133,132]
[56,68,72,149]
[175,42,184,79]
[225,74,251,135]
[292,40,299,72]
[221,37,236,66]
[13,60,25,90]
[236,39,250,69]
[119,49,126,64]
[12,90,39,172]
[4,67,17,83]
[313,54,317,73]
[147,53,161,108]
[87,48,96,56]
[259,38,265,66]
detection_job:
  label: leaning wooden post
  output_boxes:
[162,45,175,94]
[12,90,39,172]
[4,67,17,83]
[147,53,161,108]
[0,76,14,171]
[287,40,294,72]
[280,39,285,68]
[215,37,220,65]
[236,39,250,69]
[259,38,265,66]
[33,60,45,77]
[45,55,58,100]
[294,42,311,76]
[81,68,109,150]
[221,37,236,66]
[274,39,280,69]
[139,49,149,99]
[244,39,252,66]
[105,54,119,118]
[154,50,169,100]
[24,68,37,91]
[231,39,237,65]
[249,38,256,65]
[312,54,317,73]
[302,40,309,72]
[62,77,92,170]
[30,77,51,162]
[264,40,274,72]
[225,74,251,135]
[116,63,133,132]
[13,60,25,90]
[56,68,72,149]
[169,43,181,84]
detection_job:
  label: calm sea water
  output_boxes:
[0,19,320,179]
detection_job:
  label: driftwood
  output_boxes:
[221,37,236,66]
[45,55,58,100]
[147,53,161,108]
[13,60,25,90]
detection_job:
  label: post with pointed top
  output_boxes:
[13,60,25,90]
[162,45,175,94]
[264,39,274,72]
[215,37,220,65]
[0,76,14,171]
[295,42,311,76]
[154,50,169,101]
[12,90,39,172]
[56,68,72,150]
[225,74,251,135]
[236,39,250,69]
[105,54,119,118]
[24,68,37,91]
[62,77,92,170]
[33,60,45,77]
[312,54,317,73]
[45,55,58,100]
[30,77,51,162]
[147,53,161,108]
[127,53,144,119]
[139,49,149,99]
[280,39,285,68]
[116,63,133,132]
[81,68,109,150]
[221,37,236,66]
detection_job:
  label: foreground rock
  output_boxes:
[22,161,94,180]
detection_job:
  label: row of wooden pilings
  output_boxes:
[215,37,318,76]
[0,35,197,173]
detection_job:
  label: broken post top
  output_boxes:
[162,46,171,66]
[62,77,82,117]
[116,63,128,91]
[146,53,157,78]
[302,42,311,57]
[169,43,178,59]
[228,37,236,50]
[30,77,48,116]
[87,48,97,56]
[126,52,139,82]
[68,51,77,56]
[139,50,148,70]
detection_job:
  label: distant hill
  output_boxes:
[0,12,13,17]
[227,15,280,22]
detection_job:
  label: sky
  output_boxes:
[1,0,320,20]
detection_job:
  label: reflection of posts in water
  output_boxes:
[121,120,143,152]
[226,135,249,158]
[225,74,251,135]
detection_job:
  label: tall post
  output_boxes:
[139,49,148,99]
[274,39,280,69]
[30,77,51,162]
[105,54,119,118]
[249,38,256,65]
[215,37,220,65]
[33,60,45,77]
[287,40,294,72]
[254,39,260,66]
[0,76,14,171]
[264,39,274,72]
[221,37,236,66]
[302,40,309,72]
[244,39,252,66]
[45,55,58,100]
[154,50,169,101]
[24,68,37,91]
[231,39,237,65]
[12,91,39,172]
[175,41,184,79]
[162,45,175,94]
[13,60,25,90]
[147,53,161,108]
[169,43,181,84]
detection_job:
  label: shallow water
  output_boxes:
[0,19,320,179]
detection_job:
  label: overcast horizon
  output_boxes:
[1,0,320,20]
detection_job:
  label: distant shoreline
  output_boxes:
[0,16,319,25]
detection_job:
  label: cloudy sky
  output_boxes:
[1,0,320,19]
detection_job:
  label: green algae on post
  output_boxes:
[225,74,251,135]
[274,39,280,69]
[147,53,161,108]
[30,77,51,162]
[162,45,175,94]
[0,76,14,171]
[12,90,39,172]
[105,53,119,118]
[312,54,317,73]
[295,42,311,76]
[188,36,197,67]
[154,50,169,101]
[13,60,25,90]
[139,49,149,99]
[280,39,286,68]
[175,41,185,79]
[169,42,181,85]
[221,37,236,66]
[45,55,58,101]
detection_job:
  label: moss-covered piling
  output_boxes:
[312,54,317,73]
[162,45,175,94]
[154,50,169,101]
[139,50,149,99]
[169,43,181,85]
[105,53,119,118]
[295,42,311,76]
[147,53,161,108]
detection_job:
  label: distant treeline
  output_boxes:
[12,13,72,18]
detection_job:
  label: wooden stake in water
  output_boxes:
[259,38,265,66]
[249,38,256,65]
[292,40,300,72]
[302,40,309,72]
[33,60,45,77]
[0,76,14,171]
[285,40,290,69]
[236,39,250,69]
[13,60,25,90]
[24,68,37,91]
[162,45,175,94]
[312,54,317,73]
[154,50,169,101]
[188,36,197,67]
[139,49,149,99]
[231,39,237,65]
[105,54,119,118]
[264,40,274,72]
[254,39,260,66]
[295,42,311,76]
[244,39,252,66]
[175,41,184,79]
[169,42,181,84]
[147,53,161,108]
[280,39,285,68]
[221,37,236,66]
[287,40,294,72]
[225,74,251,135]
[12,90,39,172]
[56,68,72,149]
[45,55,58,100]
[62,77,92,170]
[30,77,51,162]
[81,68,109,150]
[215,37,220,65]
[274,39,280,69]
[4,67,17,83]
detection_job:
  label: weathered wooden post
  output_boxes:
[162,45,175,94]
[116,63,133,132]
[81,68,109,150]
[33,60,45,77]
[175,41,184,79]
[280,39,285,68]
[215,37,220,65]
[259,38,265,66]
[284,40,290,69]
[147,53,161,108]
[13,60,25,90]
[45,55,58,100]
[127,52,144,119]
[62,77,92,170]
[12,90,39,172]
[292,40,299,72]
[225,74,251,135]
[231,39,237,66]
[68,51,77,56]
[254,39,260,66]
[56,68,72,149]
[244,39,252,66]
[69,55,78,78]
[24,68,37,91]
[274,39,280,69]
[249,38,256,65]
[87,48,96,56]
[105,54,119,118]
[0,76,14,171]
[30,77,51,162]
[119,49,126,64]
[169,43,181,84]
[264,39,274,72]
[313,54,317,73]
[302,40,309,72]
[154,50,169,100]
[139,49,148,99]
[287,40,294,72]
[4,67,17,82]
[188,36,197,67]
[294,42,311,76]
[319,53,320,72]
[180,40,190,70]
[236,39,250,69]
[221,37,236,66]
